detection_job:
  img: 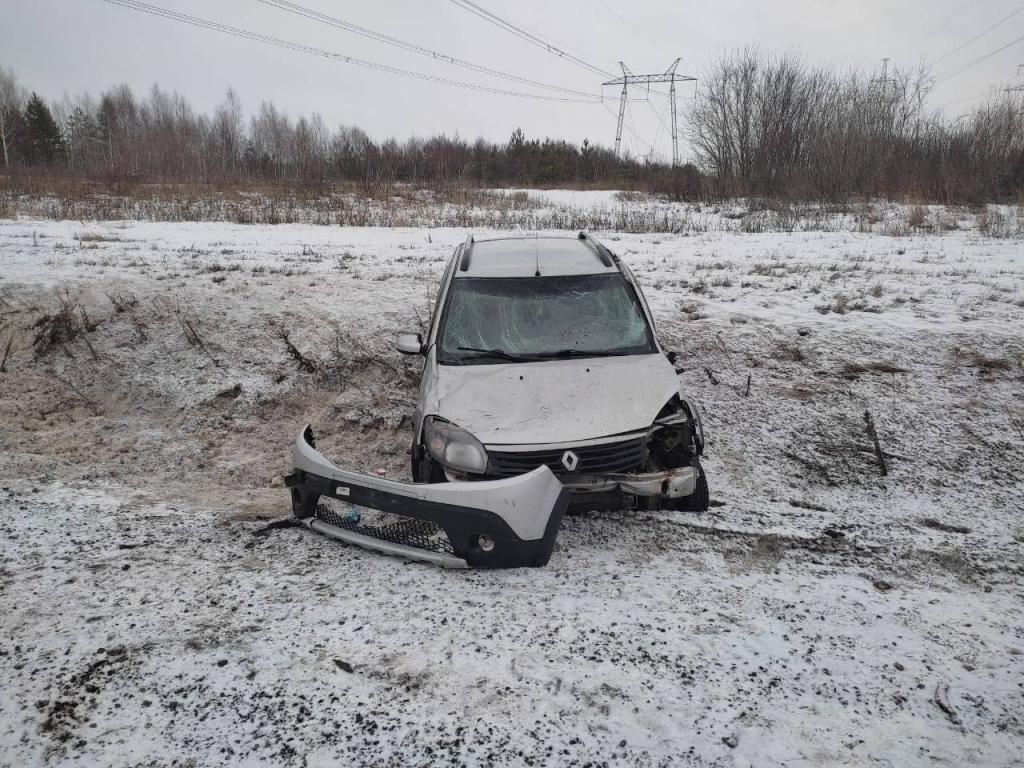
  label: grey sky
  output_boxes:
[4,0,1023,160]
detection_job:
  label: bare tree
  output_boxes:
[0,59,1019,202]
[211,87,243,178]
[0,66,25,168]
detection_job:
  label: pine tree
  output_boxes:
[23,93,65,164]
[65,105,99,169]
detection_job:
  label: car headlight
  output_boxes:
[681,395,704,454]
[653,395,704,456]
[423,416,489,474]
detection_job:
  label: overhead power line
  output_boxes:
[448,0,616,78]
[591,0,673,58]
[600,101,653,158]
[931,90,992,107]
[98,0,599,102]
[936,32,1024,83]
[254,0,599,98]
[931,3,1024,66]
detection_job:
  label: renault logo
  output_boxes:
[560,450,579,472]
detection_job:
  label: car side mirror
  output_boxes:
[396,333,425,355]
[665,350,678,364]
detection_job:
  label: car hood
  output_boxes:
[434,354,680,445]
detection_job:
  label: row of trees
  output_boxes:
[0,79,64,167]
[2,55,1022,201]
[689,47,1024,201]
[0,66,680,192]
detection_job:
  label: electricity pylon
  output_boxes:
[1007,64,1024,93]
[603,58,696,166]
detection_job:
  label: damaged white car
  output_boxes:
[287,232,707,568]
[400,232,708,512]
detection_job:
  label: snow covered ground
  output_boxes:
[1,213,1023,766]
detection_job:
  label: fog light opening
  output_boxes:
[476,533,496,552]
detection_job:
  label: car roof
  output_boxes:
[455,236,620,278]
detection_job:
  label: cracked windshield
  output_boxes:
[439,273,655,362]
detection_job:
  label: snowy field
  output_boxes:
[1,211,1023,766]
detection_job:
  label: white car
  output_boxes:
[397,232,708,513]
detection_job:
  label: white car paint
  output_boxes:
[431,353,680,446]
[408,235,700,500]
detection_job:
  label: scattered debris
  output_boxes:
[919,518,970,535]
[252,517,301,536]
[789,498,828,512]
[863,410,888,477]
[932,682,961,726]
[215,383,243,400]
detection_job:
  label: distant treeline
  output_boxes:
[0,50,1021,203]
[0,65,696,198]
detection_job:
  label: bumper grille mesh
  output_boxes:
[487,435,647,477]
[315,504,455,555]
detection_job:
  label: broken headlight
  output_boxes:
[681,395,705,454]
[423,416,489,474]
[650,395,704,466]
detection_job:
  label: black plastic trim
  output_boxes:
[285,464,569,569]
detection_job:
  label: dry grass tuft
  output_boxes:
[839,361,908,379]
[31,291,99,359]
[778,343,806,363]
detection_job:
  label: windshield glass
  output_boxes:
[438,274,656,364]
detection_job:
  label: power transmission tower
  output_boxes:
[1008,64,1024,92]
[872,57,897,92]
[603,58,696,166]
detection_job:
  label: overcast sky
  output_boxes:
[4,0,1023,160]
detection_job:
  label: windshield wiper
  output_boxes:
[455,346,633,363]
[539,349,633,359]
[456,346,531,363]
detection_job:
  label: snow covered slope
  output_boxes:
[1,217,1022,766]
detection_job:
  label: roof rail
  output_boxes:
[577,231,614,268]
[460,234,474,271]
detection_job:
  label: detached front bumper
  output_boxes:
[285,426,569,568]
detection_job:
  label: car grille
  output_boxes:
[315,503,455,555]
[487,435,648,477]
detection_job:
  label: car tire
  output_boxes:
[670,460,709,512]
